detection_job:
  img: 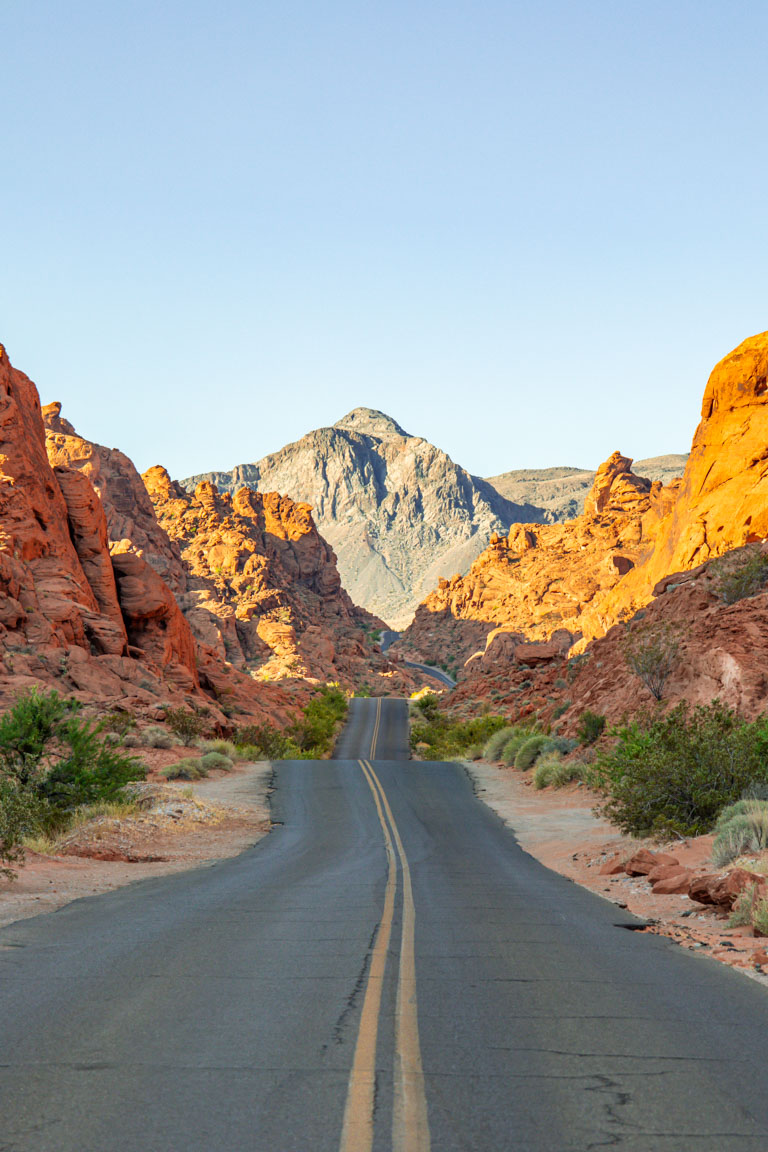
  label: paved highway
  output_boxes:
[378,631,456,689]
[3,698,768,1149]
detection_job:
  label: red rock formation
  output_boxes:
[0,345,298,726]
[143,468,415,692]
[401,450,671,670]
[405,331,768,727]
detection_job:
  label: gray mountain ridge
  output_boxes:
[182,409,686,629]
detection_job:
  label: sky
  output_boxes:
[2,1,767,481]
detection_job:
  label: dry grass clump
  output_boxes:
[712,800,768,867]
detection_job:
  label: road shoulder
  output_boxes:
[464,758,768,987]
[0,761,273,929]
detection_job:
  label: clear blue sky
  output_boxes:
[2,1,767,481]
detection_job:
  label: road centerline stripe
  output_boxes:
[338,760,398,1152]
[370,697,382,759]
[364,762,431,1152]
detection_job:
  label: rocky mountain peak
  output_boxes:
[331,408,409,439]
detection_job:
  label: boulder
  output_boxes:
[624,849,679,877]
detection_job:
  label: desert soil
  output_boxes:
[0,755,272,929]
[466,760,768,987]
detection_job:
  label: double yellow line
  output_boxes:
[338,756,431,1152]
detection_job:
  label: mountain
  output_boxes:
[485,454,688,521]
[183,408,548,629]
[44,404,414,695]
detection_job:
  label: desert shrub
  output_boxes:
[121,732,142,747]
[290,686,348,757]
[102,711,135,735]
[712,550,768,605]
[483,726,517,761]
[142,725,174,749]
[622,623,679,701]
[0,690,146,871]
[199,751,234,773]
[414,693,441,722]
[410,708,506,762]
[163,706,209,746]
[235,723,298,759]
[465,743,484,761]
[551,701,571,720]
[576,710,606,746]
[501,734,530,766]
[549,759,586,788]
[592,701,768,837]
[514,734,556,771]
[161,758,208,781]
[532,754,562,789]
[728,884,761,928]
[753,898,768,936]
[712,800,768,867]
[199,738,238,759]
[0,783,44,878]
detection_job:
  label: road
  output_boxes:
[378,631,456,689]
[4,699,768,1149]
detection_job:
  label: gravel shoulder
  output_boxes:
[0,760,273,929]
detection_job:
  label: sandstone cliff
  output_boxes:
[143,468,414,692]
[44,403,412,693]
[0,344,230,719]
[183,408,548,628]
[410,331,768,723]
[401,450,674,671]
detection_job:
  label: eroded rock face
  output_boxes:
[0,351,299,725]
[143,467,415,691]
[183,407,549,628]
[400,450,669,670]
[404,331,768,718]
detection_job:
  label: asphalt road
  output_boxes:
[378,631,456,688]
[4,699,768,1150]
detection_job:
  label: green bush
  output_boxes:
[532,755,562,789]
[713,550,768,605]
[161,758,208,781]
[551,701,571,720]
[712,800,768,867]
[0,690,146,871]
[483,726,517,761]
[290,686,348,757]
[199,738,238,759]
[622,623,679,701]
[592,701,768,837]
[163,706,209,746]
[199,751,234,773]
[576,710,606,746]
[142,725,174,749]
[410,709,506,762]
[0,783,44,878]
[501,734,529,766]
[235,723,299,759]
[514,735,556,771]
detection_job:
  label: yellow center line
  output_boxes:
[338,760,398,1152]
[364,761,431,1152]
[370,697,383,760]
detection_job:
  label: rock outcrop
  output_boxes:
[143,467,415,691]
[400,450,673,671]
[183,408,549,628]
[485,455,687,522]
[0,344,219,717]
[404,332,768,716]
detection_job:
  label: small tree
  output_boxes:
[163,706,209,746]
[622,623,679,701]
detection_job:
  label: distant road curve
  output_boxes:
[379,630,457,689]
